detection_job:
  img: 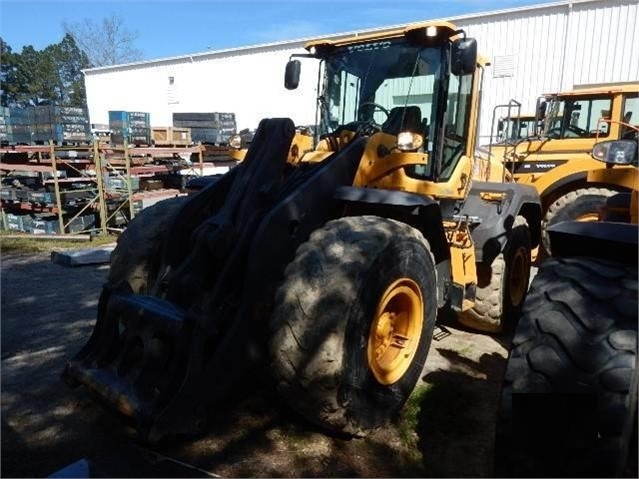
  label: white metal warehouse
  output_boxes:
[84,0,639,143]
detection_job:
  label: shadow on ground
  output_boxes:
[1,253,512,478]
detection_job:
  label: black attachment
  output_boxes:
[63,118,366,441]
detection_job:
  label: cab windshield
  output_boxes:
[319,39,444,148]
[317,37,475,181]
[543,96,613,139]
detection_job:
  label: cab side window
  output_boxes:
[439,73,472,180]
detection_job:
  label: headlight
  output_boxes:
[591,143,608,161]
[397,132,423,152]
[229,134,242,149]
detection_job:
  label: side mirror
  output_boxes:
[285,60,301,90]
[450,38,477,76]
[592,140,638,166]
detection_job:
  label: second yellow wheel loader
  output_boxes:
[63,21,541,441]
[479,84,638,255]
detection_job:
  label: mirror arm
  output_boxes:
[289,53,317,60]
[451,29,467,39]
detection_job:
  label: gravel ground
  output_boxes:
[1,251,524,478]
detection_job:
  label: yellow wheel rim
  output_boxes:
[509,246,528,307]
[367,278,423,385]
[576,212,600,222]
[530,245,539,263]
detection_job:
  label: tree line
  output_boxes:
[1,15,142,109]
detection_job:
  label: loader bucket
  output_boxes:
[62,118,366,441]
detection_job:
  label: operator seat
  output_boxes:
[382,106,423,136]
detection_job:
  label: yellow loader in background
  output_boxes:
[477,83,638,256]
[494,113,539,143]
[228,126,314,163]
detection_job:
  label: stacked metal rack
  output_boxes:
[0,143,102,235]
[98,143,208,226]
[0,141,212,236]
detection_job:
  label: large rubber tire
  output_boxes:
[602,192,633,222]
[457,215,531,333]
[268,216,438,437]
[108,196,188,292]
[495,257,638,478]
[542,187,617,255]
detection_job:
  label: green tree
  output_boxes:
[0,38,21,106]
[48,34,90,105]
[0,35,89,107]
[21,45,58,106]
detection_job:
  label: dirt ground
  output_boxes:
[1,251,515,478]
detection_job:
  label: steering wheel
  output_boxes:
[334,121,381,137]
[548,125,589,139]
[351,102,389,136]
[358,102,390,122]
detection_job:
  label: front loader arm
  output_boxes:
[63,118,366,442]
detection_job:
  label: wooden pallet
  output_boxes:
[151,127,191,146]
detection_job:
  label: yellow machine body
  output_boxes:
[488,84,638,208]
[285,22,538,307]
[588,156,639,224]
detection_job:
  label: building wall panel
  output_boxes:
[84,0,638,145]
[85,46,320,131]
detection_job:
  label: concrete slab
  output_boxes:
[50,243,116,267]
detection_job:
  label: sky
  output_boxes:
[1,0,550,61]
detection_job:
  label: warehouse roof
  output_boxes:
[83,0,603,75]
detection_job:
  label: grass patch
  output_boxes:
[0,231,118,255]
[397,380,477,444]
[397,384,432,445]
[458,344,474,357]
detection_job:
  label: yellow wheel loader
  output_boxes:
[494,113,539,144]
[495,133,639,477]
[499,114,538,142]
[478,84,638,255]
[63,21,541,441]
[228,126,313,163]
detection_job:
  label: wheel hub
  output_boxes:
[368,278,423,385]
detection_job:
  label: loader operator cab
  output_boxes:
[285,22,481,196]
[496,114,538,143]
[538,93,618,139]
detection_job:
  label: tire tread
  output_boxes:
[496,256,638,477]
[269,215,435,436]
